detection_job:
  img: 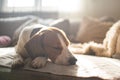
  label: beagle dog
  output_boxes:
[12,24,77,68]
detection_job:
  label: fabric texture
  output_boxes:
[0,47,120,80]
[49,18,70,38]
[12,16,38,46]
[0,16,37,46]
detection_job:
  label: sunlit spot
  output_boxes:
[74,55,111,78]
[7,0,35,7]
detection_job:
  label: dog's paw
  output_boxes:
[31,57,47,68]
[11,57,24,69]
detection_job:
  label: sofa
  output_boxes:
[0,16,120,80]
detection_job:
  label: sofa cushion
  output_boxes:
[76,17,113,43]
[49,18,70,38]
[0,16,30,37]
[99,16,116,22]
[12,17,38,46]
[0,16,38,46]
[69,21,81,42]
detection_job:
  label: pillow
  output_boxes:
[12,17,38,46]
[69,22,81,42]
[76,17,113,43]
[49,18,70,37]
[99,16,116,22]
[0,16,38,46]
[0,36,11,47]
[0,16,33,38]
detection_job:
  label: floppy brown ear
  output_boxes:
[57,29,70,46]
[24,33,45,58]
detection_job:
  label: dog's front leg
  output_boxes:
[31,57,47,68]
[12,54,24,69]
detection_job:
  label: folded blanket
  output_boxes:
[0,47,120,80]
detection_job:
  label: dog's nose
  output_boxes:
[68,57,77,65]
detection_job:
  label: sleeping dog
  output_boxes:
[12,24,77,68]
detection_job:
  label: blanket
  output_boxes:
[0,47,120,80]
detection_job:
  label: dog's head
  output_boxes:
[24,27,77,65]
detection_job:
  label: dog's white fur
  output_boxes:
[72,20,120,59]
[15,24,47,58]
[12,24,77,68]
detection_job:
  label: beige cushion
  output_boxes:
[76,17,113,43]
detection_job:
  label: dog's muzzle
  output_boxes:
[68,57,77,65]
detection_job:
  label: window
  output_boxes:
[3,0,37,12]
[2,0,81,12]
[7,0,35,7]
[41,0,58,11]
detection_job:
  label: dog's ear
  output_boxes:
[57,29,70,46]
[24,32,45,58]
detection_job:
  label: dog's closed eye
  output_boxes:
[53,47,63,50]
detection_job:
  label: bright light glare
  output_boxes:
[7,0,82,12]
[76,56,110,77]
[7,0,35,7]
[42,0,81,12]
[59,0,81,12]
[42,0,58,7]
